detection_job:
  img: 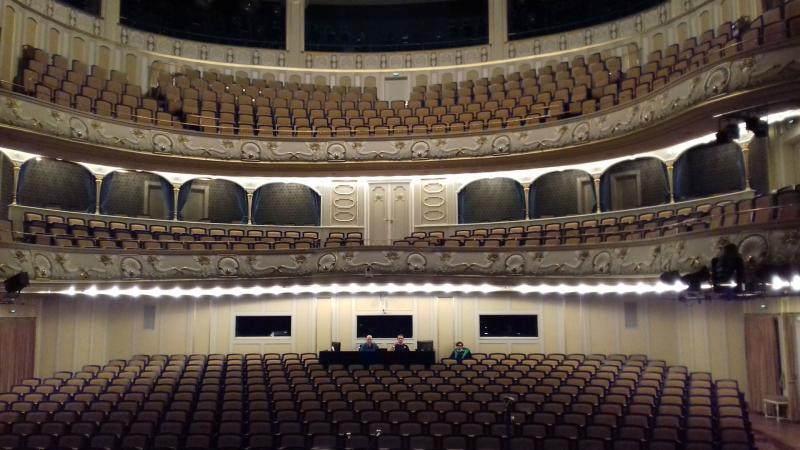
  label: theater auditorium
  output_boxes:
[0,0,799,448]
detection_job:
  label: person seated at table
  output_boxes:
[359,335,379,352]
[390,334,410,352]
[450,341,472,362]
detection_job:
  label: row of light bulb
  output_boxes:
[50,280,690,298]
[769,275,800,292]
[46,274,800,299]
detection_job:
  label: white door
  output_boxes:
[368,182,411,245]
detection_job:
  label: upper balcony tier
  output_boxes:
[0,0,798,175]
[1,39,798,175]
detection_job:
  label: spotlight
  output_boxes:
[711,244,744,294]
[716,123,740,143]
[659,271,681,284]
[767,273,800,293]
[745,117,769,138]
[662,268,710,292]
[683,267,711,292]
[4,272,29,300]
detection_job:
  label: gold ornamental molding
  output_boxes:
[1,222,797,286]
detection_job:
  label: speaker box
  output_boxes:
[4,272,29,294]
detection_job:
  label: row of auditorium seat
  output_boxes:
[0,352,753,450]
[16,188,800,250]
[18,214,364,249]
[397,190,800,247]
[14,2,800,138]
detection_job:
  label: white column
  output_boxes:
[0,4,22,89]
[11,164,20,206]
[667,163,675,203]
[487,0,508,60]
[246,191,254,225]
[286,0,306,67]
[101,0,121,41]
[741,141,752,191]
[593,176,602,213]
[523,186,531,220]
[172,184,181,220]
[94,176,104,214]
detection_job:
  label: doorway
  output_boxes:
[143,181,167,219]
[577,178,596,214]
[367,182,412,245]
[611,171,642,210]
[0,317,36,391]
[744,314,782,413]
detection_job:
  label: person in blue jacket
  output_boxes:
[359,334,379,352]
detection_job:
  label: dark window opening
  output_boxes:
[357,315,413,338]
[121,0,286,49]
[305,0,487,52]
[507,0,665,41]
[479,314,539,337]
[235,315,292,337]
[57,0,102,16]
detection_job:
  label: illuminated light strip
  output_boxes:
[770,275,800,292]
[764,110,800,124]
[50,281,690,298]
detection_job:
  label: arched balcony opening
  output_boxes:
[529,170,595,218]
[99,170,173,220]
[673,142,745,201]
[17,158,95,213]
[177,178,247,223]
[252,183,321,226]
[458,178,525,223]
[600,157,670,211]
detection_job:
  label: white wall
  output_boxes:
[35,292,749,396]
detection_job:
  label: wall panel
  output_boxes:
[586,296,617,355]
[620,300,648,356]
[105,299,135,361]
[0,317,36,391]
[35,293,753,400]
[647,298,680,363]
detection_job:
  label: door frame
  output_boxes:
[365,180,413,245]
[576,177,595,214]
[610,169,642,211]
[142,180,167,219]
